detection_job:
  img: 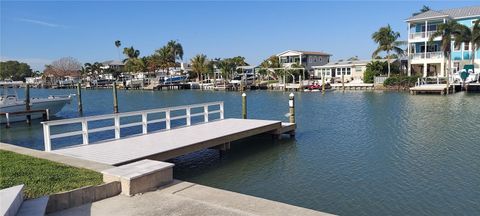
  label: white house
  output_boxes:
[276,50,331,74]
[406,6,480,77]
[312,59,396,82]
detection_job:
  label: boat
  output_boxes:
[304,82,332,92]
[163,75,188,84]
[0,84,72,123]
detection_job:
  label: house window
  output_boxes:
[464,43,470,51]
[427,44,438,52]
[336,68,341,76]
[347,68,351,75]
[355,66,362,72]
[427,24,437,31]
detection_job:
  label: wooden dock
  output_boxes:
[42,102,295,165]
[330,83,374,90]
[52,118,290,165]
[410,84,451,95]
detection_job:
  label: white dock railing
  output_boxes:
[42,101,224,151]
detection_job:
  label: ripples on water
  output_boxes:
[1,89,479,215]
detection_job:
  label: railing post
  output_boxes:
[204,105,209,122]
[45,109,50,120]
[114,115,120,139]
[43,124,51,151]
[81,119,89,145]
[142,113,148,134]
[166,110,171,129]
[186,107,191,126]
[220,102,224,119]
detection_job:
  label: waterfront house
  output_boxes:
[406,6,480,77]
[277,50,331,74]
[312,59,397,82]
[101,60,125,72]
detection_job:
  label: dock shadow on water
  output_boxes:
[171,134,298,181]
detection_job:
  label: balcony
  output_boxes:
[410,52,444,60]
[409,31,438,40]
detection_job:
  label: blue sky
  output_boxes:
[1,1,478,71]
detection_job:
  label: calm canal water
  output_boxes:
[1,88,479,216]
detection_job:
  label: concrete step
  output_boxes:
[0,185,24,216]
[16,196,49,216]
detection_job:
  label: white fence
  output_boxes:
[374,76,388,84]
[42,101,224,151]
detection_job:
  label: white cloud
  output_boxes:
[1,56,52,71]
[17,18,66,28]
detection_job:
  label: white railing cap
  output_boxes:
[42,101,224,126]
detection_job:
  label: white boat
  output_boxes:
[0,85,72,123]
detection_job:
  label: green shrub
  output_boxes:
[383,75,420,87]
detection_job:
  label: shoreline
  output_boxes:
[0,142,334,216]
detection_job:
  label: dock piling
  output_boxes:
[242,93,247,119]
[289,93,295,124]
[113,82,119,113]
[77,82,83,114]
[342,73,345,91]
[25,84,31,124]
[322,73,326,94]
[5,113,10,128]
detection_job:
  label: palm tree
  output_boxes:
[166,40,184,62]
[190,54,208,82]
[454,20,480,71]
[155,46,173,75]
[115,40,121,60]
[429,20,464,85]
[412,5,430,16]
[372,25,406,77]
[122,46,141,73]
[217,59,234,85]
[123,46,140,61]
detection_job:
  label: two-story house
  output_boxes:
[406,6,480,77]
[276,50,331,75]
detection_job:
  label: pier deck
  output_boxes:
[410,84,450,95]
[52,118,291,165]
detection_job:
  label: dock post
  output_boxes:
[77,82,83,114]
[5,113,10,128]
[342,73,345,91]
[25,84,31,124]
[322,72,326,94]
[113,82,119,113]
[242,93,247,119]
[289,93,295,124]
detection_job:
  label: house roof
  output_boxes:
[102,60,125,66]
[276,50,331,57]
[406,6,480,22]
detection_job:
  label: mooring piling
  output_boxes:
[113,82,119,113]
[25,84,31,124]
[242,93,247,119]
[77,82,83,114]
[289,93,295,123]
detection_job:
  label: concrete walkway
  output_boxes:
[48,181,335,216]
[0,143,113,172]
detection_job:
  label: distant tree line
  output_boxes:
[0,61,34,81]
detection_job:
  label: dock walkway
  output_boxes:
[52,118,285,165]
[410,84,450,95]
